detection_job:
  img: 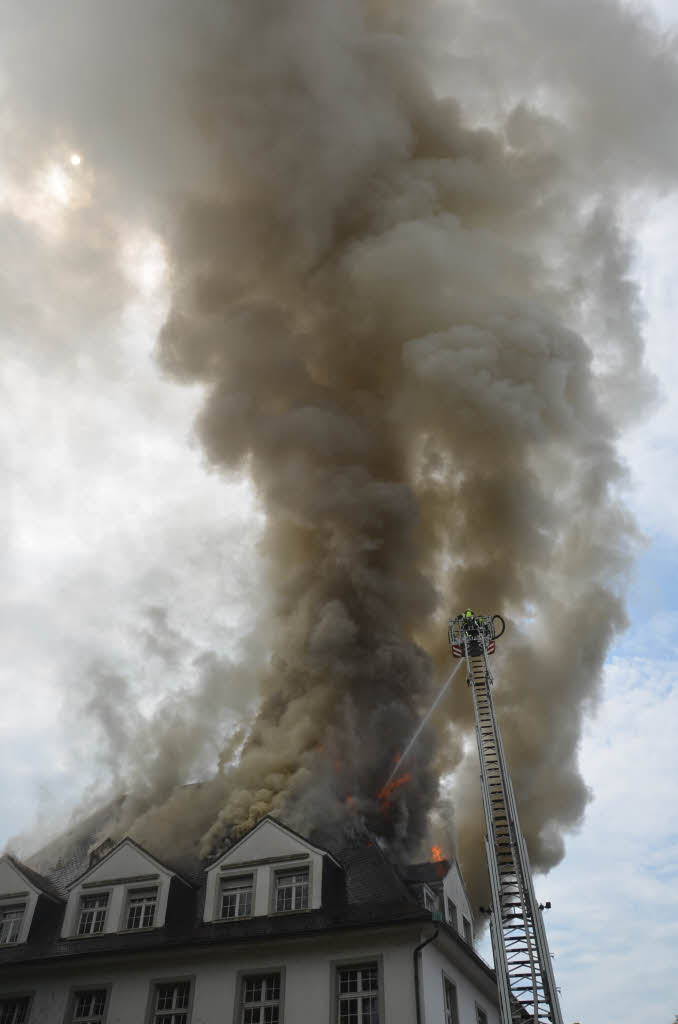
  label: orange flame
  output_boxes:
[377,772,412,804]
[344,795,354,806]
[431,845,444,863]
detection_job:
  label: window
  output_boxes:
[125,887,157,930]
[443,978,459,1024]
[0,904,25,945]
[423,887,435,911]
[0,998,29,1024]
[463,916,472,944]
[274,868,308,912]
[446,899,457,930]
[240,974,281,1024]
[337,963,379,1024]
[150,981,191,1024]
[77,893,109,936]
[220,875,253,919]
[476,1007,488,1024]
[71,989,107,1023]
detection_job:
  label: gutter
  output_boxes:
[413,927,439,1024]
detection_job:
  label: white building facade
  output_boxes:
[0,817,500,1024]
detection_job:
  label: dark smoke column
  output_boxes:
[148,0,645,873]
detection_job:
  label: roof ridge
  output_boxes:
[5,854,64,902]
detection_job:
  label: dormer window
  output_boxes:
[203,817,336,924]
[77,893,109,935]
[61,837,189,941]
[0,903,25,944]
[220,875,253,919]
[125,887,158,930]
[274,868,309,912]
[423,887,436,912]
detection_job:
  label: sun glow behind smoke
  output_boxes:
[0,152,94,238]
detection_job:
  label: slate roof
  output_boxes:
[3,809,495,989]
[402,860,450,885]
[26,795,202,892]
[26,796,126,894]
[0,834,434,971]
[337,843,416,906]
[6,856,63,903]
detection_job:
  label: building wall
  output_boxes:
[442,864,474,941]
[0,925,495,1024]
[420,940,500,1024]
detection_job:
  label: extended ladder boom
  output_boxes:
[449,614,564,1024]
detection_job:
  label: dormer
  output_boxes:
[0,855,63,947]
[203,816,342,923]
[441,858,474,945]
[61,837,192,939]
[403,856,475,945]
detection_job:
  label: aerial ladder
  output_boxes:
[449,612,564,1024]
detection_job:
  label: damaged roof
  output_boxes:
[3,808,494,987]
[401,860,451,885]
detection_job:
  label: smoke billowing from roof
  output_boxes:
[5,0,676,895]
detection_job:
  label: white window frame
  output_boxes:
[236,970,283,1024]
[219,873,254,920]
[422,886,436,911]
[443,976,459,1024]
[147,978,193,1024]
[0,903,26,945]
[77,892,110,936]
[0,995,31,1024]
[446,898,457,930]
[68,986,110,1024]
[475,1004,489,1024]
[124,886,158,931]
[462,915,473,944]
[273,867,309,913]
[335,961,381,1024]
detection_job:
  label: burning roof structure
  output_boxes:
[3,0,673,919]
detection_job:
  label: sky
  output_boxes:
[1,2,678,1023]
[473,193,678,1021]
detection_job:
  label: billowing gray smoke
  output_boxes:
[5,0,676,898]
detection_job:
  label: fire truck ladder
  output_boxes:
[449,615,564,1024]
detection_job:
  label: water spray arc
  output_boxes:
[449,613,564,1024]
[381,659,464,790]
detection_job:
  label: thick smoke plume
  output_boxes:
[5,0,677,898]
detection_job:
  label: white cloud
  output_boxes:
[509,655,678,1024]
[622,193,678,543]
[0,219,266,847]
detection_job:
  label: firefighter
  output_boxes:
[464,608,480,638]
